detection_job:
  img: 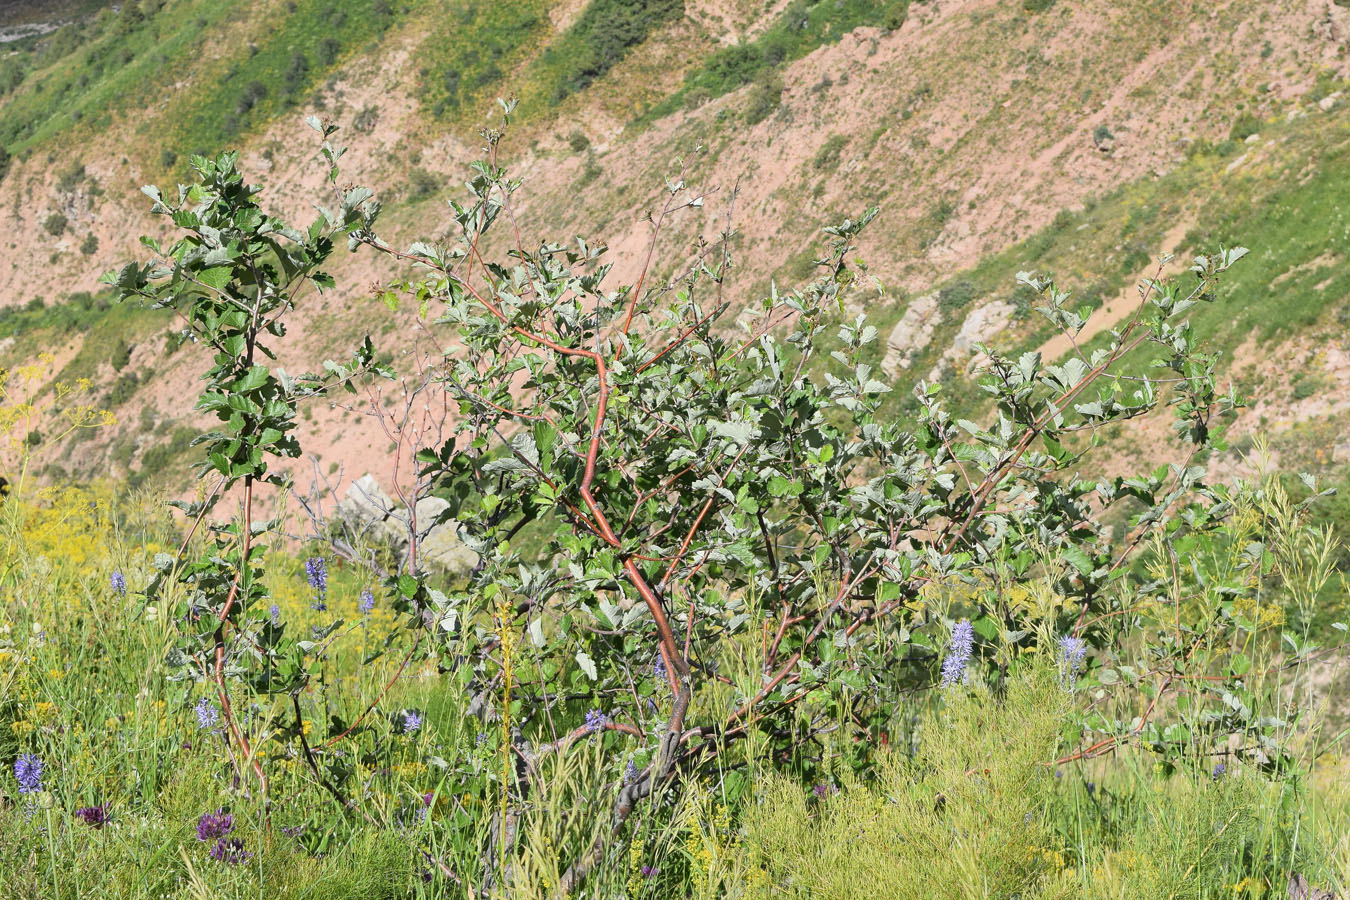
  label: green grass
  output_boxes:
[641,0,910,122]
[849,102,1350,421]
[536,0,684,104]
[0,0,411,167]
[414,0,548,121]
[744,668,1331,899]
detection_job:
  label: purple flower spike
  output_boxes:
[195,697,220,731]
[14,754,43,794]
[940,619,974,688]
[305,556,328,592]
[110,571,126,595]
[1058,634,1087,685]
[584,709,609,733]
[210,836,252,865]
[306,556,328,610]
[359,589,375,614]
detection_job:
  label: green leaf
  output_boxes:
[198,266,233,289]
[1062,546,1093,577]
[575,650,597,681]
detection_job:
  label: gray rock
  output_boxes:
[421,520,479,576]
[881,291,940,375]
[951,300,1013,357]
[333,474,477,575]
[335,474,395,533]
[413,496,451,539]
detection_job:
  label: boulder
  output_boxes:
[951,299,1013,357]
[336,474,394,532]
[881,291,940,375]
[332,474,478,575]
[421,521,479,576]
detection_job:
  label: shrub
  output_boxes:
[235,80,268,117]
[282,51,310,103]
[110,338,132,371]
[80,233,99,256]
[406,166,439,199]
[352,105,379,134]
[937,278,977,315]
[43,212,68,236]
[744,71,784,124]
[812,133,849,172]
[317,36,341,66]
[1229,111,1262,141]
[98,116,1323,897]
[543,0,683,101]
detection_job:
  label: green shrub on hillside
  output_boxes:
[542,0,684,102]
[418,0,546,119]
[647,0,909,120]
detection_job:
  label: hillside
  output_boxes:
[5,4,1350,898]
[0,0,1347,493]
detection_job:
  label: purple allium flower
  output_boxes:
[268,603,280,626]
[641,865,657,878]
[196,809,234,842]
[422,791,435,808]
[359,589,375,614]
[403,711,423,733]
[75,804,109,828]
[940,619,974,688]
[14,754,43,794]
[210,836,252,865]
[813,783,834,799]
[584,709,609,733]
[110,571,126,595]
[195,697,220,731]
[1212,762,1226,779]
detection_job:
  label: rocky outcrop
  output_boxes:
[334,474,478,576]
[881,291,940,375]
[927,299,1014,382]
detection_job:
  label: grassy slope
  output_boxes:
[0,0,410,164]
[861,100,1350,420]
[0,0,1346,492]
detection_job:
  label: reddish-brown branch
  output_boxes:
[321,630,424,748]
[212,477,268,796]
